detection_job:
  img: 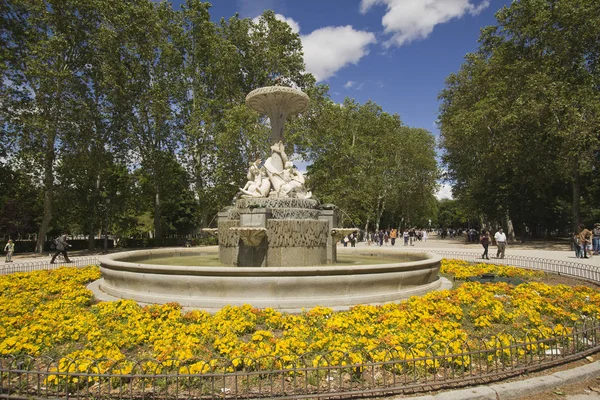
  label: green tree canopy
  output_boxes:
[439,0,600,236]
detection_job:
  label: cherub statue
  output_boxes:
[240,159,271,198]
[266,160,312,199]
[280,162,311,198]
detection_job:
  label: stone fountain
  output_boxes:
[95,85,446,313]
[219,85,334,267]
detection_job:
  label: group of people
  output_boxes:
[366,228,428,247]
[342,231,358,247]
[438,228,457,239]
[479,228,507,260]
[572,223,600,259]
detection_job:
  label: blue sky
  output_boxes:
[172,0,513,198]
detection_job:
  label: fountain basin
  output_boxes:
[96,247,443,313]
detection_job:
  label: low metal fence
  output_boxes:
[1,321,599,399]
[0,257,99,275]
[402,249,600,284]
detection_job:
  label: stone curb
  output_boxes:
[391,361,600,399]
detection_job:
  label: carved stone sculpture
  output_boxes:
[240,159,271,198]
[230,227,267,247]
[242,86,313,199]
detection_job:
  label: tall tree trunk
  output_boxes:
[88,233,96,251]
[374,196,385,232]
[35,134,56,253]
[364,217,369,236]
[87,178,100,251]
[36,187,53,253]
[154,189,162,240]
[572,157,581,232]
[35,78,63,253]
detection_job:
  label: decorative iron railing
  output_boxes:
[401,248,600,284]
[0,257,99,275]
[1,321,599,399]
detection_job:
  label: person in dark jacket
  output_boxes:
[50,233,72,264]
[480,231,490,260]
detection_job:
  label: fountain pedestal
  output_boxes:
[230,226,268,267]
[219,198,330,267]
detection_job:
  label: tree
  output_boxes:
[178,6,312,225]
[303,98,438,231]
[439,0,600,236]
[1,0,110,251]
[102,0,184,240]
[0,165,42,239]
[137,153,198,236]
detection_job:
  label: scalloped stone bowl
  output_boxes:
[96,247,444,313]
[245,86,309,116]
[245,86,309,144]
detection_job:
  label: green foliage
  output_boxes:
[0,165,42,239]
[301,98,439,230]
[439,0,600,234]
[0,0,438,244]
[136,153,199,236]
[436,199,472,229]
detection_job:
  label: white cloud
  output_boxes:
[435,183,453,200]
[274,13,300,33]
[344,81,355,89]
[360,0,490,47]
[252,12,375,82]
[301,26,376,81]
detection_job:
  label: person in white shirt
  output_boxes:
[494,228,507,259]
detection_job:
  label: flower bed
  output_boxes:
[440,258,546,280]
[1,261,599,395]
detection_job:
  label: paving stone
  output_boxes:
[431,386,497,399]
[489,374,563,399]
[553,361,600,385]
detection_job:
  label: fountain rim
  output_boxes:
[98,246,442,276]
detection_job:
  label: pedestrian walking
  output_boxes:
[593,223,600,255]
[390,229,397,246]
[350,231,357,248]
[578,224,592,259]
[480,231,490,259]
[4,239,14,263]
[50,233,72,264]
[494,228,507,259]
